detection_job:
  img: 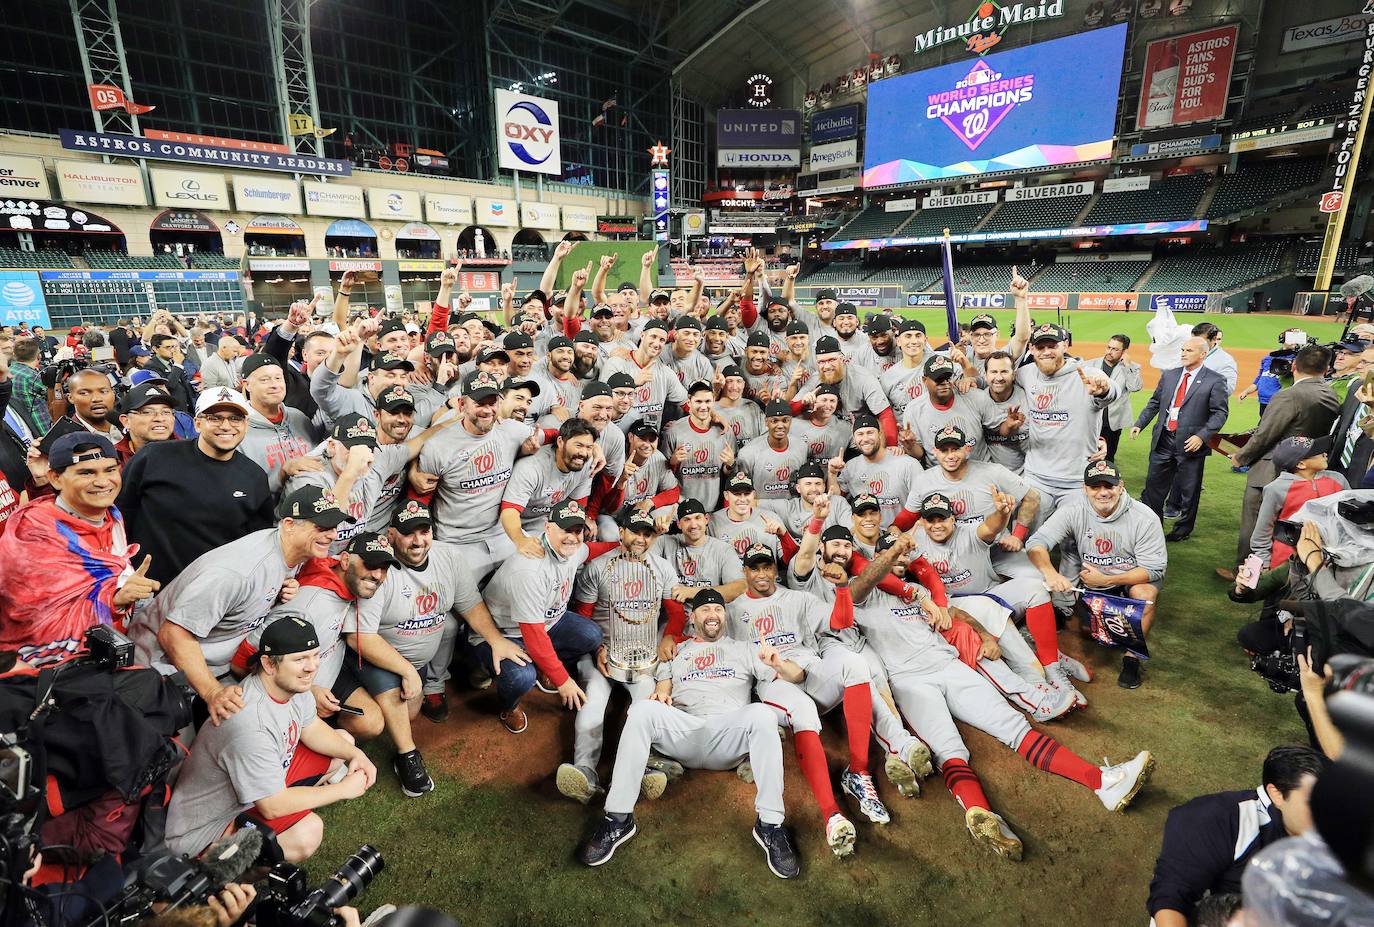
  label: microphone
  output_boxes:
[160,826,265,911]
[1339,274,1374,299]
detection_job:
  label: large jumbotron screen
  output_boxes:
[863,23,1128,186]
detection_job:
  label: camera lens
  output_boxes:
[317,845,384,908]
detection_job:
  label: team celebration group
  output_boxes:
[7,239,1236,882]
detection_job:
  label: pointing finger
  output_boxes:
[135,555,153,576]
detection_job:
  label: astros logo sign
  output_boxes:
[503,99,556,166]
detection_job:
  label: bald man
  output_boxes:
[199,336,244,390]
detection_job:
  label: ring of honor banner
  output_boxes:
[1076,591,1150,660]
[1136,25,1238,130]
[651,169,670,242]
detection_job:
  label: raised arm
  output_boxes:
[333,271,356,332]
[540,239,573,300]
[1005,266,1031,359]
[638,246,657,308]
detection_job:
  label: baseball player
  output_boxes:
[603,420,680,536]
[772,460,850,551]
[661,380,736,510]
[733,400,810,513]
[982,350,1030,474]
[528,335,583,428]
[600,319,689,432]
[1026,460,1167,690]
[963,271,1031,378]
[899,355,1005,464]
[709,472,785,561]
[662,316,716,387]
[834,412,922,529]
[575,589,805,878]
[844,536,1156,859]
[812,335,897,441]
[500,417,597,554]
[788,384,854,464]
[557,509,683,803]
[879,318,937,417]
[716,364,766,445]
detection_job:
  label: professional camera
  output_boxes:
[257,846,384,927]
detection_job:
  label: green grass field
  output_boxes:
[313,312,1338,926]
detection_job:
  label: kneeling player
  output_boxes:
[576,590,806,879]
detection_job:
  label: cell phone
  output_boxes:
[91,345,114,362]
[1237,554,1263,590]
[335,704,365,716]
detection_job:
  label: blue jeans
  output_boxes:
[471,611,603,711]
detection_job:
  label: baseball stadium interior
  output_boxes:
[2,0,1374,924]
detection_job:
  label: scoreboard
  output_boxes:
[37,270,244,328]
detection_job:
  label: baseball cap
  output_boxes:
[591,304,615,319]
[816,383,839,399]
[476,344,510,365]
[687,379,714,396]
[785,320,808,337]
[463,369,504,401]
[619,509,657,534]
[547,335,574,353]
[676,499,707,520]
[1273,435,1332,472]
[932,424,967,448]
[850,492,881,514]
[426,331,457,356]
[503,376,541,396]
[128,369,168,387]
[258,616,319,659]
[852,412,881,432]
[277,485,354,528]
[503,332,534,351]
[391,499,433,532]
[550,290,568,307]
[875,532,900,553]
[120,382,174,414]
[920,492,954,519]
[923,355,957,381]
[721,364,746,380]
[404,323,421,336]
[795,460,826,484]
[743,543,778,567]
[629,420,660,441]
[370,351,415,372]
[377,319,407,340]
[331,412,379,449]
[376,385,417,412]
[345,531,401,569]
[692,588,726,610]
[1083,459,1123,486]
[815,288,837,302]
[48,432,117,471]
[1030,323,1068,344]
[897,318,927,335]
[763,399,793,418]
[834,302,858,318]
[606,371,636,390]
[969,314,998,332]
[821,524,854,544]
[705,316,729,332]
[617,281,640,293]
[1336,339,1370,353]
[642,319,669,336]
[239,353,282,380]
[581,380,613,400]
[650,288,671,303]
[573,330,599,346]
[523,289,549,305]
[865,314,893,334]
[814,335,842,355]
[550,498,589,531]
[746,331,771,349]
[674,316,703,332]
[195,387,251,417]
[725,471,755,493]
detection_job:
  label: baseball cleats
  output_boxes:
[577,813,636,867]
[965,808,1023,861]
[754,819,801,878]
[1044,660,1087,709]
[1058,650,1093,682]
[393,749,434,798]
[824,812,857,858]
[1096,751,1155,812]
[841,768,891,825]
[645,753,686,782]
[640,768,669,800]
[420,692,449,723]
[1025,683,1075,723]
[499,707,528,734]
[556,764,602,805]
[884,740,934,798]
[736,759,754,784]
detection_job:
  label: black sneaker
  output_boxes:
[393,749,434,797]
[420,692,449,723]
[1118,655,1142,690]
[576,813,637,867]
[752,818,800,879]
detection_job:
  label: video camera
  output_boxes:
[256,845,384,927]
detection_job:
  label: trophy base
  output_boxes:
[607,662,656,683]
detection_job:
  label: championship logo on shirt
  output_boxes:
[1095,537,1113,555]
[473,449,496,474]
[282,719,300,769]
[869,478,885,496]
[694,649,716,670]
[950,497,967,516]
[809,440,826,457]
[732,535,751,557]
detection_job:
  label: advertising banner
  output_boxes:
[475,198,517,227]
[833,284,901,307]
[55,160,146,206]
[248,258,309,271]
[1128,134,1223,158]
[367,187,422,221]
[0,201,119,234]
[597,216,637,234]
[1103,175,1151,193]
[0,155,52,200]
[907,293,947,307]
[808,139,859,172]
[1136,25,1238,130]
[395,222,440,241]
[1005,181,1094,201]
[1078,292,1138,310]
[233,175,300,214]
[150,209,217,233]
[327,259,382,272]
[885,198,918,212]
[520,202,559,229]
[1282,12,1374,53]
[59,128,350,175]
[397,260,444,272]
[810,104,860,143]
[958,293,1008,308]
[494,89,563,176]
[324,219,375,238]
[561,204,596,232]
[717,109,802,149]
[40,269,237,282]
[0,271,51,327]
[424,192,472,225]
[244,215,302,235]
[1027,292,1068,310]
[143,129,290,154]
[718,149,801,167]
[1228,122,1335,153]
[683,211,707,237]
[303,182,366,218]
[923,190,998,209]
[460,271,501,291]
[150,168,230,210]
[1150,293,1209,313]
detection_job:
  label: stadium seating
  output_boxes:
[0,246,72,268]
[1294,241,1364,275]
[1146,240,1286,293]
[83,249,185,270]
[898,203,995,238]
[189,252,241,269]
[865,265,941,288]
[921,261,1041,293]
[829,206,914,241]
[1205,158,1324,218]
[802,261,865,282]
[1081,173,1210,225]
[979,195,1092,233]
[1029,261,1151,292]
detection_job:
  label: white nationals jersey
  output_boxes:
[418,418,531,542]
[839,451,922,528]
[652,534,744,589]
[906,460,1030,528]
[789,416,852,463]
[726,587,828,665]
[854,588,959,676]
[657,636,774,717]
[911,524,1001,594]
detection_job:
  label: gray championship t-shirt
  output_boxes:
[284,444,410,554]
[838,452,922,528]
[419,419,532,543]
[573,548,679,628]
[476,536,591,642]
[662,419,735,510]
[652,534,744,590]
[502,444,594,534]
[363,542,484,666]
[657,635,773,717]
[734,436,810,512]
[709,509,783,561]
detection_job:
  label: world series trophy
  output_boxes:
[602,553,663,682]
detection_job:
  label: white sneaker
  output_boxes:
[825,812,857,858]
[1026,683,1075,723]
[1058,650,1093,683]
[1044,660,1087,709]
[1096,751,1154,812]
[965,807,1024,861]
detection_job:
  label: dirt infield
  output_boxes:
[1073,341,1270,392]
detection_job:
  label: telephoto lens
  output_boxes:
[311,844,385,909]
[1328,654,1374,696]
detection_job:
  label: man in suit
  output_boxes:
[1221,345,1340,577]
[1084,334,1143,462]
[1329,377,1374,489]
[1132,337,1230,542]
[143,333,195,412]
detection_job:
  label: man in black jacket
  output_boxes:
[143,333,195,412]
[261,301,334,421]
[1147,744,1325,927]
[1329,378,1374,488]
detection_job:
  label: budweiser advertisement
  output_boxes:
[1136,24,1238,130]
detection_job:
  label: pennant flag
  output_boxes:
[288,113,335,138]
[592,113,606,127]
[940,230,960,344]
[601,97,617,111]
[88,83,156,115]
[1075,590,1150,660]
